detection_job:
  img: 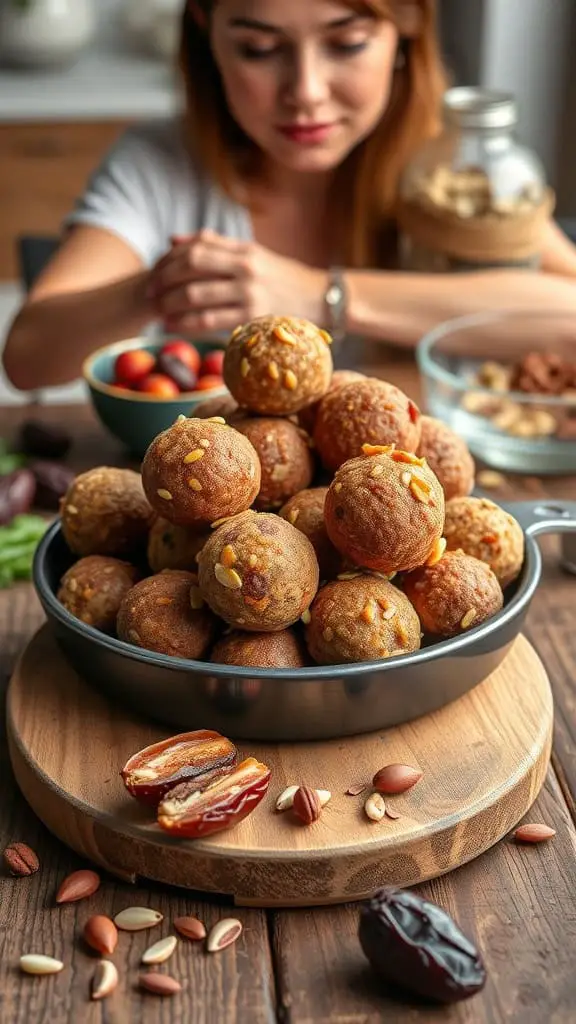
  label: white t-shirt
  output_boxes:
[66,118,365,366]
[66,119,253,266]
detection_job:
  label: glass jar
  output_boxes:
[398,87,552,272]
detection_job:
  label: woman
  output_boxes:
[4,0,576,390]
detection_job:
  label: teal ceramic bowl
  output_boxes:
[83,337,230,456]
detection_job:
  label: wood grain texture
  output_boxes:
[0,122,128,278]
[270,770,576,1023]
[0,595,276,1024]
[0,401,575,1022]
[7,628,552,906]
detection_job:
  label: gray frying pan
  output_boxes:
[33,500,576,742]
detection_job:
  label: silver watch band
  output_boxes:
[324,266,347,343]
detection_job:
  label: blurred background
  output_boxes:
[0,0,575,403]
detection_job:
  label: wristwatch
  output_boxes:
[324,266,348,344]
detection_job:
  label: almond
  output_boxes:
[55,869,100,904]
[20,954,64,975]
[114,907,163,931]
[372,764,422,795]
[513,823,556,843]
[316,790,332,808]
[361,443,395,456]
[142,935,178,965]
[426,537,447,567]
[292,786,322,824]
[91,960,118,1000]
[139,972,182,996]
[276,786,331,813]
[207,918,243,953]
[83,915,118,956]
[173,916,207,941]
[3,842,39,877]
[275,785,299,812]
[364,792,386,821]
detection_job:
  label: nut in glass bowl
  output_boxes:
[417,311,576,475]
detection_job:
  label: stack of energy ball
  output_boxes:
[57,315,525,669]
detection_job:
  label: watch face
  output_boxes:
[326,282,343,307]
[325,271,347,341]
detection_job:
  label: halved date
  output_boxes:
[121,729,237,806]
[157,757,271,838]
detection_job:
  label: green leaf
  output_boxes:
[0,453,28,475]
[0,567,14,588]
[0,543,37,566]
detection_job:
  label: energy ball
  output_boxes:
[279,486,341,580]
[233,417,314,510]
[147,516,210,572]
[305,575,421,665]
[57,555,140,633]
[325,448,445,574]
[313,378,421,473]
[443,496,524,588]
[197,510,319,632]
[141,416,261,527]
[223,315,333,415]
[60,467,153,557]
[298,368,366,435]
[403,551,503,637]
[193,393,240,421]
[211,628,307,668]
[117,569,216,659]
[417,416,475,501]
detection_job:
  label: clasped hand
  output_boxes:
[147,229,323,335]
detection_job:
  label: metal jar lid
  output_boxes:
[443,87,518,130]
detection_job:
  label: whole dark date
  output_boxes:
[19,420,71,460]
[156,353,197,392]
[359,887,486,1004]
[30,461,76,511]
[0,469,36,525]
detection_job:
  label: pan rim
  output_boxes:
[34,521,540,682]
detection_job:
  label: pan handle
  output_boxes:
[500,500,576,538]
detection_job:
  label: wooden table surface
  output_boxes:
[1,370,576,1023]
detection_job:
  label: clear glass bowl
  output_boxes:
[417,311,576,474]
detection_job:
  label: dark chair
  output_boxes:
[17,236,59,292]
[560,218,576,244]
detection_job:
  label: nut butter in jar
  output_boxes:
[397,87,554,272]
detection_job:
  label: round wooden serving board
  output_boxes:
[7,627,552,907]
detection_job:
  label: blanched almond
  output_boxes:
[207,918,243,952]
[114,907,163,931]
[56,869,100,904]
[275,785,299,812]
[91,960,118,1000]
[364,793,386,821]
[142,935,178,965]
[20,954,64,975]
